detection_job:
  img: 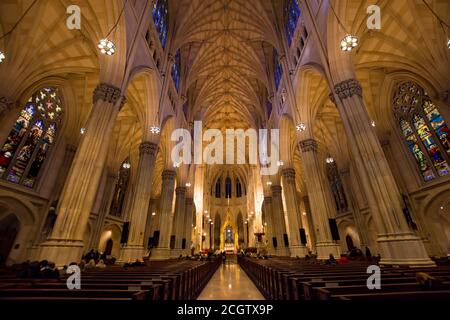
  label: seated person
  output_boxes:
[337,254,350,265]
[326,254,337,265]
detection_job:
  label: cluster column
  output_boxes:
[332,79,434,266]
[270,186,290,256]
[120,141,158,262]
[281,168,308,257]
[171,186,187,257]
[39,83,125,266]
[298,139,341,259]
[150,169,176,260]
[183,198,194,255]
[263,197,275,255]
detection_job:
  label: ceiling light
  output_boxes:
[80,127,86,135]
[326,156,334,164]
[0,51,5,63]
[150,126,160,134]
[122,160,131,169]
[340,34,358,51]
[296,122,306,132]
[441,206,445,210]
[98,38,116,55]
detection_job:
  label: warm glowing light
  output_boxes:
[98,38,116,55]
[266,181,272,186]
[302,212,307,216]
[340,34,358,51]
[277,160,284,167]
[80,127,86,135]
[448,38,450,49]
[173,162,180,168]
[326,156,334,164]
[122,160,131,169]
[150,126,161,134]
[296,122,306,132]
[185,182,191,187]
[152,212,156,216]
[371,120,376,127]
[0,51,5,63]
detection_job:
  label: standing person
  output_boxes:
[365,246,372,258]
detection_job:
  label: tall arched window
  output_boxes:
[0,87,63,188]
[326,161,348,213]
[152,0,168,48]
[171,49,181,92]
[109,159,131,217]
[215,178,221,198]
[284,0,301,46]
[393,81,450,181]
[273,49,283,90]
[225,177,232,198]
[236,179,242,198]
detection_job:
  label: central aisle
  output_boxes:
[197,256,265,300]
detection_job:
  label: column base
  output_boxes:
[289,245,309,258]
[38,239,85,267]
[150,247,171,260]
[170,248,183,258]
[377,233,436,267]
[275,247,290,257]
[316,242,341,260]
[118,245,145,263]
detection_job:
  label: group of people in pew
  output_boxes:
[14,260,61,279]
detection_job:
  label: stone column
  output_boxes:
[270,186,290,256]
[333,79,434,266]
[281,168,308,257]
[299,139,341,259]
[171,186,187,257]
[150,169,176,260]
[120,141,158,261]
[144,198,157,251]
[183,198,194,255]
[89,172,117,250]
[263,197,275,254]
[302,196,317,252]
[39,83,125,266]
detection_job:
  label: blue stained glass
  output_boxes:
[273,49,283,90]
[285,0,301,46]
[266,100,273,117]
[172,49,181,92]
[152,0,169,48]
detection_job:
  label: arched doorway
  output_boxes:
[345,235,355,251]
[224,225,234,253]
[214,213,221,250]
[0,214,20,266]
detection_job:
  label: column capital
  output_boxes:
[0,96,15,114]
[93,83,122,105]
[139,141,158,156]
[162,169,176,181]
[264,196,272,204]
[334,79,362,100]
[175,186,187,196]
[281,167,296,183]
[185,198,194,205]
[299,139,318,153]
[271,185,282,195]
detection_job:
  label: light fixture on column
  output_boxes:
[244,221,248,224]
[211,222,214,225]
[325,155,334,164]
[340,34,358,51]
[266,181,272,186]
[0,51,5,63]
[448,38,450,49]
[97,0,128,56]
[371,120,376,127]
[296,122,306,132]
[173,161,180,168]
[122,160,131,169]
[277,160,284,167]
[150,126,161,134]
[185,182,191,187]
[302,212,307,216]
[152,212,156,216]
[80,127,86,135]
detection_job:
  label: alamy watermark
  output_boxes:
[171,121,280,175]
[66,265,81,290]
[367,265,381,289]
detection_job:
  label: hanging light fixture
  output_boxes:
[152,212,156,216]
[266,181,272,186]
[340,34,358,51]
[185,182,191,187]
[325,155,334,164]
[277,160,284,166]
[80,127,86,135]
[98,38,116,56]
[447,38,450,49]
[296,122,306,132]
[371,120,376,127]
[150,125,161,135]
[122,159,131,169]
[0,51,5,63]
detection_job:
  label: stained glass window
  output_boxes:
[225,177,232,198]
[273,49,283,90]
[266,99,273,118]
[285,0,301,46]
[152,0,168,48]
[236,179,242,198]
[393,81,450,181]
[172,49,181,92]
[215,178,221,198]
[0,88,63,188]
[109,159,130,217]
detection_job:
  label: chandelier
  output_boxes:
[340,34,358,51]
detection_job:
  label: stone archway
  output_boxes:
[0,213,20,266]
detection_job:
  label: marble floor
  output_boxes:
[197,258,265,300]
